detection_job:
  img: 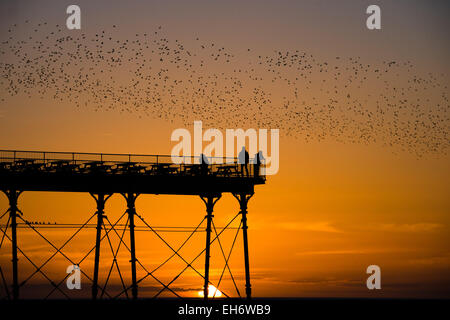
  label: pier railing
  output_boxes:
[0,149,265,179]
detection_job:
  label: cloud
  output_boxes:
[288,277,361,288]
[296,249,368,256]
[295,247,417,256]
[278,221,342,233]
[379,223,444,233]
[139,284,200,293]
[407,254,450,266]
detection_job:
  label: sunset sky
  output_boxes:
[0,0,449,299]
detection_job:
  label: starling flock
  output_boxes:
[1,22,448,157]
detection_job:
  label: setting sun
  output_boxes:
[198,285,223,298]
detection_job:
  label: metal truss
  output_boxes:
[0,190,254,301]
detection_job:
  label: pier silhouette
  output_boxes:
[0,150,265,300]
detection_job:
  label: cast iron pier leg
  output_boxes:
[4,190,21,300]
[123,193,139,300]
[91,193,111,300]
[200,194,221,301]
[234,193,253,299]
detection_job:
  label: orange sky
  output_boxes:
[0,0,449,299]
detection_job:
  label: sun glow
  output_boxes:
[197,285,222,298]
